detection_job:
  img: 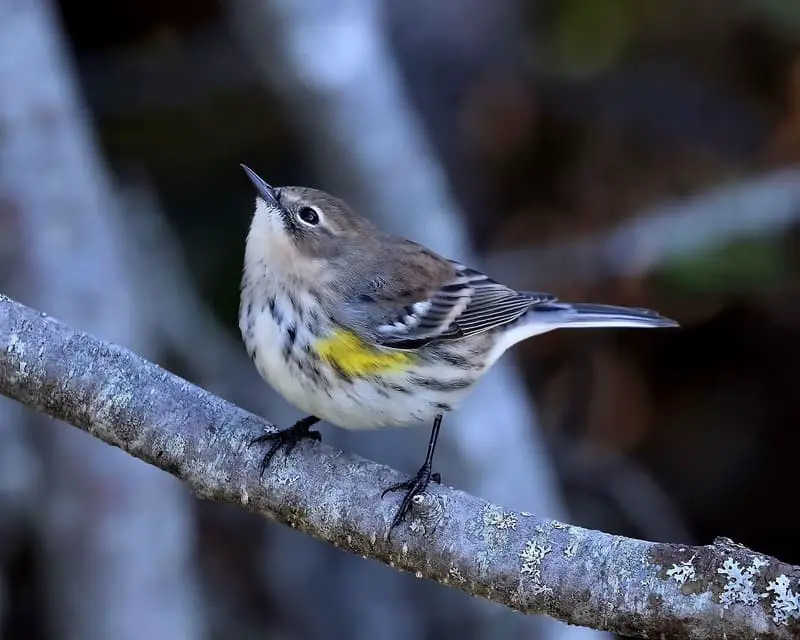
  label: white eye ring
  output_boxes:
[298,206,321,226]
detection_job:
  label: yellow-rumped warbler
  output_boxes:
[238,165,678,527]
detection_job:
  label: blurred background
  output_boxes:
[1,0,799,638]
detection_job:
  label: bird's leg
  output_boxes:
[248,415,321,477]
[382,414,443,529]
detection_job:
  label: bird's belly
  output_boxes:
[312,374,462,430]
[242,308,479,429]
[256,349,476,429]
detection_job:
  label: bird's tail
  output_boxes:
[491,300,677,364]
[532,301,679,329]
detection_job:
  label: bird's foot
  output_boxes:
[248,415,321,477]
[381,464,441,529]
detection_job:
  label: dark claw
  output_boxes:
[248,415,321,477]
[382,414,444,531]
[381,462,438,529]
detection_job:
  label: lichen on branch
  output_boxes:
[0,292,797,639]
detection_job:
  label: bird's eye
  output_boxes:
[298,207,320,226]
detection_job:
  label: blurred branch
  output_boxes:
[2,294,799,640]
[0,1,201,638]
[487,166,800,287]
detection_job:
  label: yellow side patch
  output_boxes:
[314,329,414,377]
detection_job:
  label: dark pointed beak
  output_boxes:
[240,164,279,205]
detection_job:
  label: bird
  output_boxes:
[238,164,679,529]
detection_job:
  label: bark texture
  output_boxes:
[1,293,798,640]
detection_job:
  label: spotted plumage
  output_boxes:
[237,165,679,528]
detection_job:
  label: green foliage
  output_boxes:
[547,0,633,77]
[658,236,787,293]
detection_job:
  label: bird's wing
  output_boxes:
[342,246,555,349]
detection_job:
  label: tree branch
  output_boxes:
[1,292,798,639]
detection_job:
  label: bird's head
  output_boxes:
[241,165,378,282]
